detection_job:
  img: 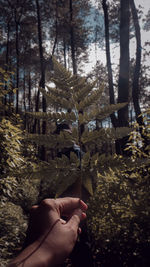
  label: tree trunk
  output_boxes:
[130,0,149,149]
[63,37,67,68]
[102,0,118,128]
[130,0,142,124]
[5,20,11,70]
[32,89,40,134]
[117,0,130,154]
[36,0,46,160]
[69,0,77,75]
[15,20,20,113]
[4,20,11,107]
[23,70,27,129]
[28,71,31,112]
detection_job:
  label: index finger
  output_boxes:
[55,197,88,216]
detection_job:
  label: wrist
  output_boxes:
[8,240,56,267]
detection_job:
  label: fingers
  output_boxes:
[29,198,87,224]
[67,208,86,230]
[30,205,39,213]
[55,197,88,216]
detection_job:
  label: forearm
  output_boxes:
[8,240,56,267]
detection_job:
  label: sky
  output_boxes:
[84,0,150,74]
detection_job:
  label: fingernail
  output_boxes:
[81,212,87,220]
[79,199,88,211]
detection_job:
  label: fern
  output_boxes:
[26,57,130,198]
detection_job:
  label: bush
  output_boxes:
[87,113,150,266]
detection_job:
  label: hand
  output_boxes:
[8,198,88,267]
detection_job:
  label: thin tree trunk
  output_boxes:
[36,0,46,160]
[23,70,27,129]
[23,70,26,112]
[32,89,40,134]
[28,71,31,112]
[130,0,142,124]
[4,20,11,107]
[63,37,67,68]
[5,20,11,70]
[117,0,130,154]
[130,0,149,149]
[118,0,130,126]
[15,20,19,113]
[69,0,77,75]
[102,0,118,128]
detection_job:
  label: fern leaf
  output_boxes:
[55,171,79,197]
[73,80,97,102]
[40,87,73,110]
[72,77,87,93]
[82,173,93,195]
[70,152,80,168]
[81,129,106,145]
[81,151,91,168]
[26,111,76,123]
[78,86,104,111]
[82,103,127,124]
[46,85,71,99]
[26,133,74,149]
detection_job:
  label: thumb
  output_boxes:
[67,208,85,230]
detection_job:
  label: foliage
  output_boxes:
[125,108,150,159]
[27,57,129,199]
[0,68,41,263]
[0,200,28,265]
[87,111,150,266]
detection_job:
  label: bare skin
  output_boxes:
[8,197,88,267]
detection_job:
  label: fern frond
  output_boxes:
[46,85,71,99]
[81,129,106,145]
[69,152,80,168]
[81,151,91,168]
[52,57,73,85]
[80,103,127,124]
[26,132,73,149]
[40,87,73,110]
[73,80,97,102]
[82,172,93,195]
[81,127,131,145]
[55,171,80,197]
[78,86,104,111]
[26,111,76,123]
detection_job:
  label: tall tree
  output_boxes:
[6,0,28,113]
[35,0,47,160]
[102,0,118,128]
[101,0,130,154]
[69,0,77,75]
[116,0,130,154]
[118,0,130,129]
[130,0,142,125]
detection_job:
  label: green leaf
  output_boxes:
[83,175,93,195]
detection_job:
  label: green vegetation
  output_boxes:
[87,110,150,266]
[0,62,150,266]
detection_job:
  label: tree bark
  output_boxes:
[28,71,31,112]
[15,18,20,113]
[4,19,11,107]
[118,0,130,126]
[32,89,40,134]
[36,0,46,160]
[14,0,26,113]
[130,0,142,124]
[69,0,77,75]
[130,0,149,149]
[102,0,118,128]
[117,0,130,154]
